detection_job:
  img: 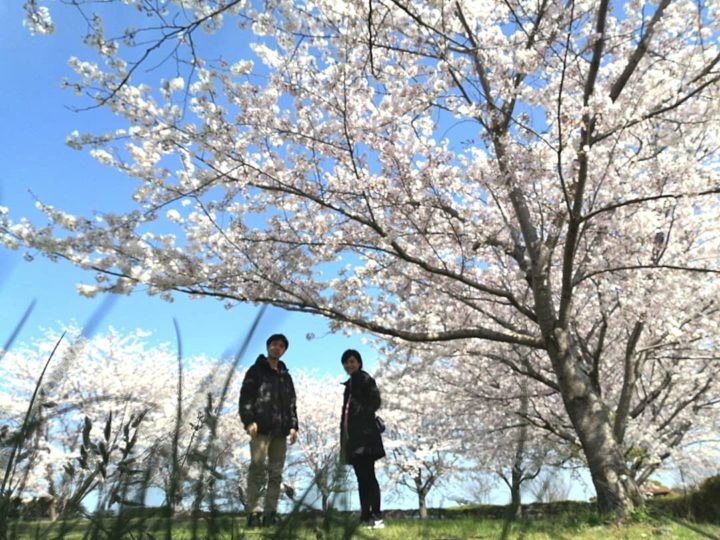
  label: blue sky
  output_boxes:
[0,1,368,377]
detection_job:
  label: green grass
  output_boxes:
[5,511,720,539]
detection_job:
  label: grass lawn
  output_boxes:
[5,512,720,539]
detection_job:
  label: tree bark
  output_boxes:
[508,381,529,518]
[416,486,428,519]
[549,330,644,514]
[509,475,522,518]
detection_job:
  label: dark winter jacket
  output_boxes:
[239,355,298,436]
[340,369,385,464]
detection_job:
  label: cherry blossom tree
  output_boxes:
[485,380,548,514]
[284,372,346,512]
[380,327,720,511]
[0,325,246,518]
[0,327,175,518]
[378,346,557,514]
[4,0,720,514]
[378,366,469,518]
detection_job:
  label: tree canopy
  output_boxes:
[3,0,719,515]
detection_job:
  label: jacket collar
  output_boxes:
[342,369,365,385]
[255,354,288,373]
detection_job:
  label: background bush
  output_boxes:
[648,475,720,524]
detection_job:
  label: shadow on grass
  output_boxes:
[500,514,575,540]
[653,513,720,540]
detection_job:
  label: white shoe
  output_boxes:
[371,518,385,529]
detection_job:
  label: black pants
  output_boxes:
[351,456,381,519]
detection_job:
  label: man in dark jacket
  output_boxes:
[239,333,298,528]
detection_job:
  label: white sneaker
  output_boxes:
[371,518,385,529]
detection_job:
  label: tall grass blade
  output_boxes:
[0,331,65,538]
[0,299,36,363]
[162,318,185,539]
[189,306,266,539]
[79,294,117,340]
[218,304,267,419]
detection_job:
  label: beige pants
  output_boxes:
[246,434,288,513]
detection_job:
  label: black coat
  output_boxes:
[239,355,298,436]
[340,369,385,464]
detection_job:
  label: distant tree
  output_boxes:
[494,381,545,515]
[5,0,720,515]
[0,326,243,518]
[528,470,572,504]
[449,472,497,506]
[379,366,466,519]
[285,372,345,512]
[380,346,555,515]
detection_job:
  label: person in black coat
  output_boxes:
[340,349,385,528]
[239,334,298,528]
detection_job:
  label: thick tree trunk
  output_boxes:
[549,331,644,514]
[417,490,428,519]
[565,391,643,513]
[509,476,522,518]
[509,381,529,518]
[48,497,58,522]
[414,472,433,519]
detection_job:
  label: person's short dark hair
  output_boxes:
[266,333,289,350]
[341,349,362,369]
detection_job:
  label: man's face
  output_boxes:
[266,339,287,360]
[342,356,361,375]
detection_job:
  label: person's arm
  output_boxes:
[288,374,299,443]
[366,374,381,413]
[239,365,259,429]
[288,375,299,431]
[353,371,381,414]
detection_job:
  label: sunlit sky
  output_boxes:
[0,1,367,377]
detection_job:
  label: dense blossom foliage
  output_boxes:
[0,327,215,514]
[4,0,719,514]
